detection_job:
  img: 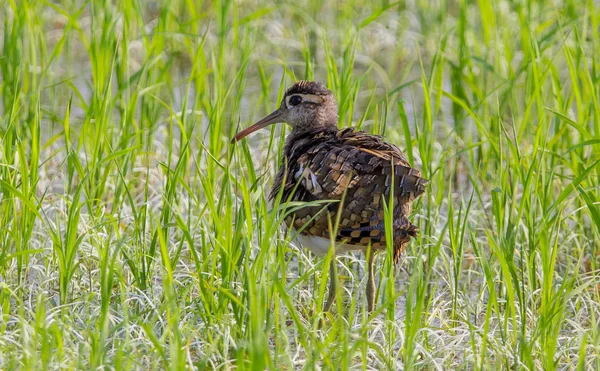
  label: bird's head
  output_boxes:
[232,81,338,142]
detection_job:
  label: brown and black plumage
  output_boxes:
[233,81,428,312]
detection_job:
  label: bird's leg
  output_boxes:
[323,259,337,312]
[366,250,376,312]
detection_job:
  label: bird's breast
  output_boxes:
[292,229,363,256]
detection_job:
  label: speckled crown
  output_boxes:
[285,81,332,96]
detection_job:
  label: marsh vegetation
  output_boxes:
[0,0,599,369]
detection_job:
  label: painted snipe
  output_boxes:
[233,81,428,312]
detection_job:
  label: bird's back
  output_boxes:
[272,127,428,262]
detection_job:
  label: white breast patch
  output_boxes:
[292,230,363,256]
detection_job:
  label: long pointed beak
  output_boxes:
[231,108,284,143]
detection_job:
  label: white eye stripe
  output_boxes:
[286,94,323,107]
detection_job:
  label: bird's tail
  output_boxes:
[393,222,419,264]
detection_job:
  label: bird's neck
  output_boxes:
[284,124,339,157]
[290,123,338,137]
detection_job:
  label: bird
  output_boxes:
[232,80,428,312]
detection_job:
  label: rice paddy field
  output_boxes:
[1,0,600,369]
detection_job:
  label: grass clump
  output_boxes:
[0,0,599,369]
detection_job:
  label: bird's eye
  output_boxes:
[289,95,302,106]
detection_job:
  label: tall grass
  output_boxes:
[0,0,599,369]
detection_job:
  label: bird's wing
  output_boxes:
[283,128,428,254]
[295,128,428,200]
